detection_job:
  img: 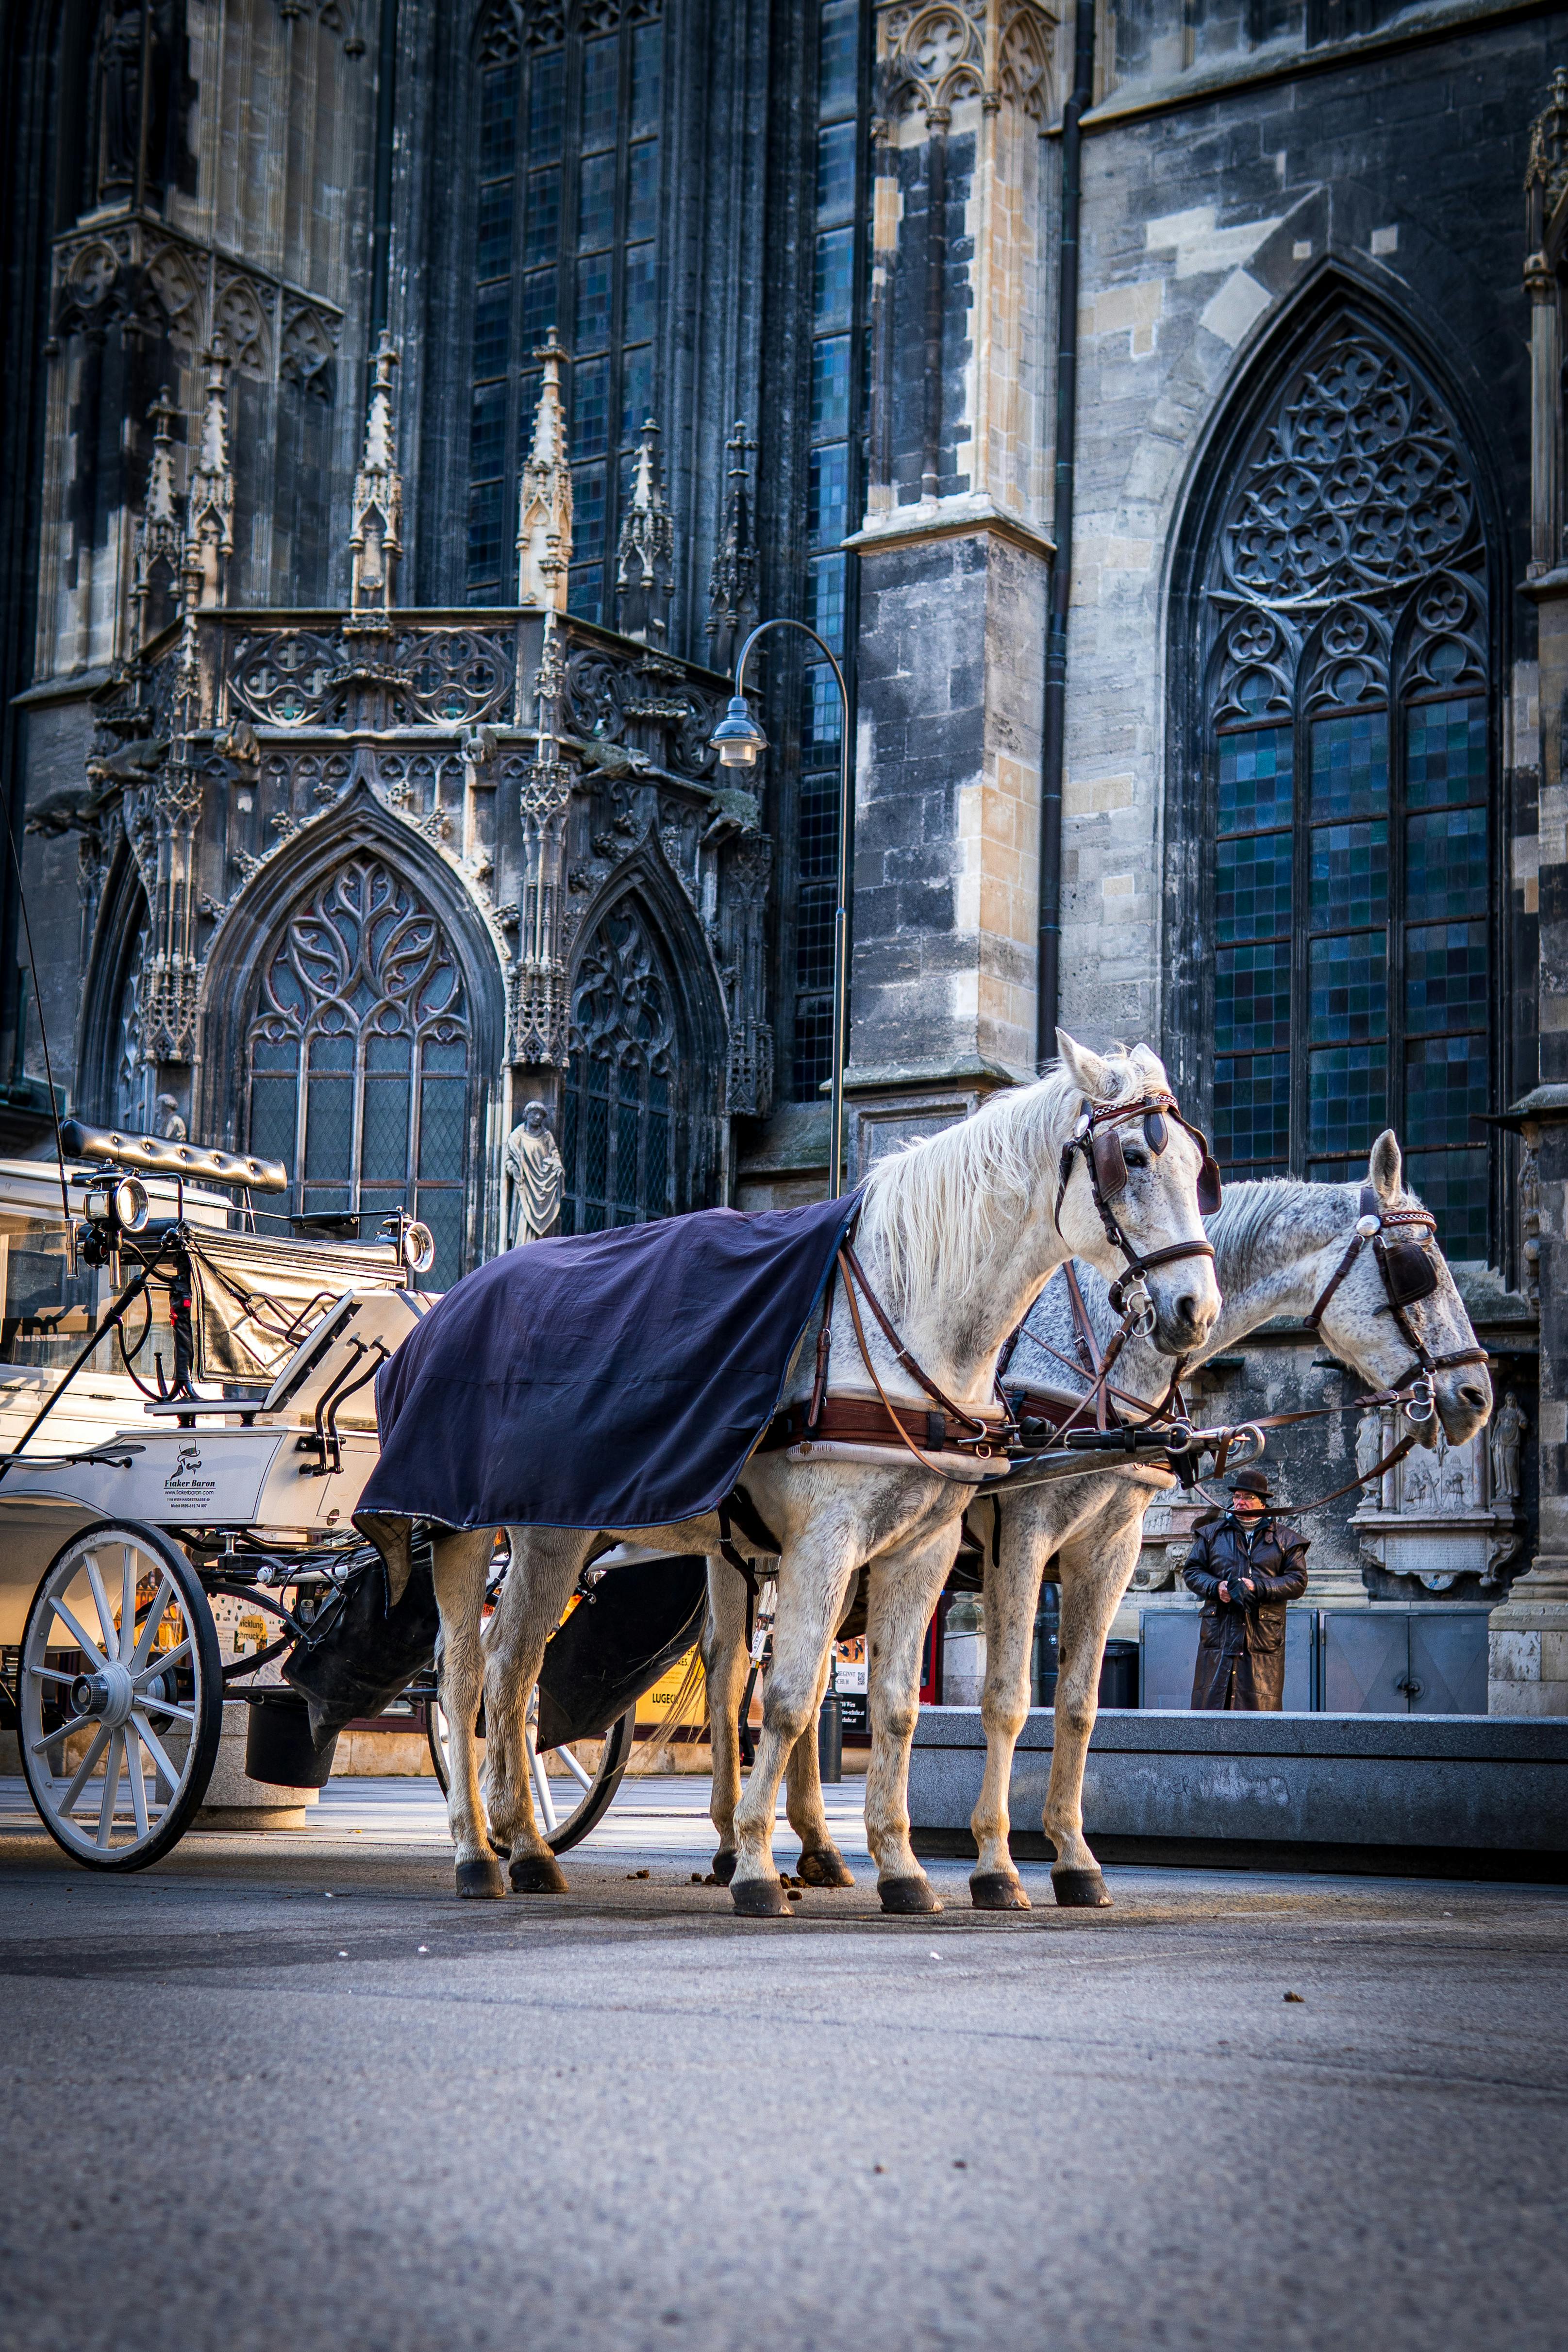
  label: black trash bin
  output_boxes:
[1034,1625,1140,1711]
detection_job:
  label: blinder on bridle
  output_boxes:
[1060,1091,1221,1319]
[1088,1102,1223,1219]
[1304,1181,1487,1416]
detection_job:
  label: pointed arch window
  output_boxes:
[467,0,664,619]
[1201,320,1493,1256]
[244,859,473,1286]
[559,902,676,1232]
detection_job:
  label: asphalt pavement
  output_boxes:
[1,1771,1564,2352]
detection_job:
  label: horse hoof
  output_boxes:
[509,1852,570,1895]
[710,1850,738,1886]
[731,1875,792,1917]
[879,1875,943,1916]
[797,1847,855,1889]
[1052,1866,1113,1909]
[970,1870,1031,1912]
[455,1857,507,1900]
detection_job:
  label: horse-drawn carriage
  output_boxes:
[0,1123,695,1870]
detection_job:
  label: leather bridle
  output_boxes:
[1304,1182,1490,1418]
[1054,1091,1221,1318]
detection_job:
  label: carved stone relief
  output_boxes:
[1353,1400,1527,1590]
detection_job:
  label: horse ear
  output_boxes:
[1055,1028,1108,1101]
[1369,1129,1403,1206]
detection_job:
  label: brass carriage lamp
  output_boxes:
[710,693,767,767]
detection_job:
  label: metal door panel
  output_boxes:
[1140,1610,1201,1709]
[1320,1612,1411,1713]
[1407,1611,1489,1715]
[1282,1609,1314,1710]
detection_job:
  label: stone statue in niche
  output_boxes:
[155,1092,186,1142]
[1490,1390,1527,1502]
[1356,1407,1385,1485]
[504,1102,563,1245]
[97,1,179,202]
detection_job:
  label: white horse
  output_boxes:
[701,1129,1492,1910]
[431,1035,1221,1913]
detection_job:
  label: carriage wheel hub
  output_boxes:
[71,1662,135,1727]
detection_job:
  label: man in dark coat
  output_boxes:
[1183,1468,1309,1711]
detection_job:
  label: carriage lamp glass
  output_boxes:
[84,1174,150,1232]
[709,695,767,767]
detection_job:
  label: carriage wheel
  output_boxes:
[17,1522,224,1871]
[426,1689,636,1854]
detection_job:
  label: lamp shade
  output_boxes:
[709,694,768,767]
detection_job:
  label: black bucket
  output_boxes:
[246,1692,340,1788]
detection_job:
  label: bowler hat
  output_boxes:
[1230,1468,1271,1499]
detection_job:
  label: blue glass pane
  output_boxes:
[418,1074,467,1182]
[578,152,614,250]
[806,554,845,656]
[478,179,513,279]
[573,356,609,460]
[1214,1054,1289,1171]
[575,252,610,349]
[473,284,510,374]
[467,479,503,583]
[1309,818,1387,933]
[796,879,834,990]
[582,37,617,148]
[628,141,658,240]
[815,227,853,331]
[631,24,662,137]
[1404,1148,1488,1258]
[524,167,560,268]
[817,121,856,219]
[480,68,516,177]
[519,268,556,348]
[416,1191,464,1289]
[249,1072,297,1179]
[361,1039,411,1181]
[470,381,505,476]
[792,998,833,1104]
[812,335,850,434]
[1309,931,1386,1043]
[568,564,602,623]
[1405,696,1486,810]
[802,663,843,753]
[1403,1032,1486,1150]
[1215,941,1291,1053]
[1217,727,1292,834]
[808,443,849,550]
[529,50,564,162]
[1216,833,1291,943]
[622,345,653,440]
[1310,710,1389,821]
[1404,920,1488,1035]
[1405,805,1486,922]
[624,243,656,343]
[798,773,839,884]
[572,462,606,562]
[818,0,858,113]
[1308,1043,1387,1159]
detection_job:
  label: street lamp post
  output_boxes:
[711,620,852,1198]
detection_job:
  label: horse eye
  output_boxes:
[1123,1150,1150,1171]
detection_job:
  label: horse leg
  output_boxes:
[433,1528,507,1899]
[1042,1505,1146,1908]
[969,1502,1050,1912]
[863,1525,963,1915]
[482,1527,591,1894]
[729,1537,857,1917]
[785,1568,861,1887]
[700,1558,749,1885]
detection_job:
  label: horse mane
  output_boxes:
[857,1042,1170,1320]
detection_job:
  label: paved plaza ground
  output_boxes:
[1,1772,1564,2352]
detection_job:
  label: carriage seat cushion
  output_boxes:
[356,1192,860,1535]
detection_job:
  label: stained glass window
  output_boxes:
[467,2,663,618]
[559,903,676,1232]
[1204,321,1492,1254]
[792,0,864,1104]
[246,860,473,1286]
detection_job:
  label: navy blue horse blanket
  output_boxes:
[356,1194,859,1534]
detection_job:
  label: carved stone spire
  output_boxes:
[616,414,675,647]
[349,331,403,618]
[131,385,184,650]
[185,335,234,610]
[517,332,573,609]
[706,417,759,675]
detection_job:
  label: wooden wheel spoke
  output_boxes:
[556,1742,594,1793]
[84,1556,119,1666]
[129,1578,176,1673]
[123,1724,150,1839]
[134,1635,191,1690]
[96,1732,124,1846]
[119,1544,139,1665]
[29,1713,92,1757]
[130,1712,181,1795]
[50,1598,109,1674]
[58,1725,109,1815]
